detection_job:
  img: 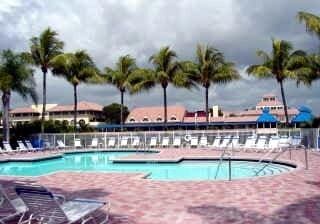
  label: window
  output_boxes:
[156,117,162,122]
[142,117,149,122]
[129,118,135,122]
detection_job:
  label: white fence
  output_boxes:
[34,128,320,149]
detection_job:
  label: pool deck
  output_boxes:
[1,148,320,224]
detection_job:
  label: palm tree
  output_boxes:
[103,55,137,128]
[26,28,64,133]
[0,50,38,142]
[50,50,99,131]
[147,46,195,124]
[297,12,320,38]
[182,44,240,122]
[247,39,310,125]
[297,12,320,85]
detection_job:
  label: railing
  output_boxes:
[214,147,233,180]
[33,128,319,150]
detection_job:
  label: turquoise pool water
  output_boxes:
[0,152,294,180]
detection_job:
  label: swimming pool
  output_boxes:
[0,151,295,180]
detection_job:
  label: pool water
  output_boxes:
[0,152,294,180]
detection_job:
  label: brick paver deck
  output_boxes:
[1,148,319,224]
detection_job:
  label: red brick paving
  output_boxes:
[1,148,320,224]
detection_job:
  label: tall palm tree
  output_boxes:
[297,12,320,85]
[0,50,38,142]
[247,39,310,125]
[103,55,137,128]
[26,28,64,133]
[50,50,99,131]
[297,12,320,38]
[182,44,240,122]
[147,46,195,124]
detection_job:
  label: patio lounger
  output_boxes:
[173,136,181,148]
[149,137,157,148]
[16,141,29,152]
[74,139,82,148]
[190,136,198,148]
[57,140,68,150]
[108,137,116,148]
[131,136,140,147]
[24,140,43,151]
[211,136,221,148]
[217,136,232,149]
[0,185,28,224]
[120,137,129,148]
[278,136,291,150]
[239,136,257,151]
[15,184,110,224]
[88,138,98,148]
[199,136,208,147]
[252,136,268,152]
[291,136,305,149]
[2,141,15,154]
[266,136,280,151]
[227,136,240,149]
[161,136,170,147]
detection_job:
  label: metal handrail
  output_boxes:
[214,147,232,179]
[254,146,289,176]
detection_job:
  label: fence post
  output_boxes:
[104,132,107,148]
[304,146,309,170]
[228,157,232,181]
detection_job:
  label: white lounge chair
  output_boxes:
[16,141,29,152]
[15,184,110,224]
[88,138,98,148]
[266,136,280,151]
[199,136,208,147]
[108,137,116,148]
[149,137,157,148]
[190,136,198,148]
[131,136,140,147]
[24,140,42,151]
[239,136,257,151]
[228,136,240,149]
[291,136,304,149]
[252,136,268,152]
[211,136,221,148]
[173,136,181,148]
[57,140,67,149]
[217,136,231,149]
[74,139,82,148]
[2,141,15,154]
[278,136,291,150]
[0,185,28,224]
[120,137,129,147]
[161,136,170,147]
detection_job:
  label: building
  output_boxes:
[10,101,104,126]
[121,93,301,130]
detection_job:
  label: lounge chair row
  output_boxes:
[0,183,110,224]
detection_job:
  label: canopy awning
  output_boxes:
[256,108,278,123]
[292,106,314,123]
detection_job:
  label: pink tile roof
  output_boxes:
[10,107,39,114]
[240,109,298,116]
[49,101,103,112]
[126,105,186,123]
[256,100,283,107]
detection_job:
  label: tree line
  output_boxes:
[0,11,319,142]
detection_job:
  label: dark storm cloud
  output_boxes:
[0,0,319,114]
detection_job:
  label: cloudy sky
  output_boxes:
[0,0,319,114]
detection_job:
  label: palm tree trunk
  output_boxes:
[41,69,47,134]
[279,80,289,125]
[163,87,167,126]
[2,91,11,142]
[205,87,209,123]
[120,90,124,131]
[73,84,78,132]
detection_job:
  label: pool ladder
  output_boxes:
[254,146,289,176]
[214,148,233,180]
